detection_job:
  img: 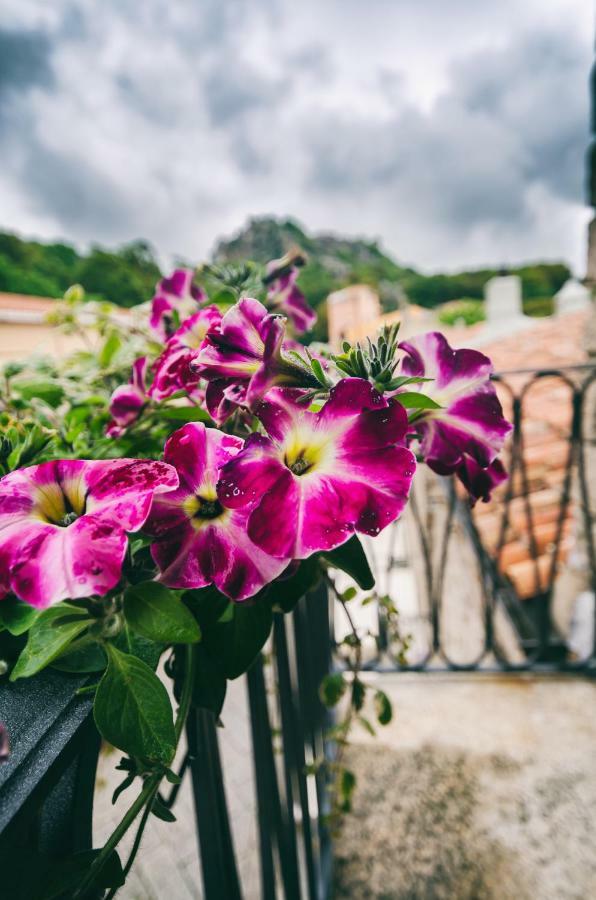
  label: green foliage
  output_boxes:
[10,604,91,679]
[404,262,570,310]
[320,672,348,707]
[52,638,108,673]
[93,643,176,764]
[393,392,441,410]
[0,231,162,307]
[322,535,375,590]
[267,557,321,613]
[437,298,485,327]
[338,769,357,812]
[374,689,393,725]
[0,596,40,635]
[124,582,201,645]
[201,598,273,680]
[522,295,554,317]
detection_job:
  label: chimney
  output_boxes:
[484,273,524,326]
[554,278,592,315]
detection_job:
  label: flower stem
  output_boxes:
[73,643,196,898]
[104,781,160,899]
[72,776,159,899]
[175,643,196,744]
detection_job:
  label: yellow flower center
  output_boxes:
[183,488,226,528]
[182,321,209,349]
[282,428,332,477]
[35,478,87,527]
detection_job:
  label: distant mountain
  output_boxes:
[215,217,571,339]
[214,217,418,339]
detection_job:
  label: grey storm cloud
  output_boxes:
[305,26,588,233]
[0,0,592,273]
[204,65,289,127]
[20,140,137,238]
[0,28,53,95]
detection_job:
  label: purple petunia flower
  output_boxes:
[397,332,512,495]
[195,297,318,414]
[205,380,248,426]
[107,357,148,437]
[148,307,221,403]
[265,259,317,335]
[0,459,178,608]
[146,424,288,601]
[454,457,508,505]
[217,378,416,559]
[149,268,206,340]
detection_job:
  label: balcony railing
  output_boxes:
[340,363,596,674]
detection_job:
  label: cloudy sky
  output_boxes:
[1,0,594,274]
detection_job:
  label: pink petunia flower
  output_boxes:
[106,357,148,437]
[265,259,317,335]
[0,459,178,608]
[195,298,318,414]
[145,423,288,601]
[149,268,206,340]
[217,378,416,559]
[397,332,512,497]
[148,307,221,403]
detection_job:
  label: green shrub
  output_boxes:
[522,295,554,317]
[437,299,485,327]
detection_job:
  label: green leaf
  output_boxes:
[113,625,164,670]
[10,604,90,680]
[52,637,107,673]
[210,287,238,307]
[16,380,64,407]
[358,715,376,737]
[203,598,273,680]
[267,556,321,613]
[93,644,176,764]
[151,796,177,822]
[40,849,124,899]
[351,678,366,711]
[165,767,182,785]
[339,769,357,812]
[7,424,55,469]
[319,672,347,707]
[374,689,393,725]
[98,330,122,367]
[322,535,375,590]
[393,391,441,410]
[184,585,231,630]
[124,582,201,644]
[0,596,40,635]
[160,406,212,423]
[383,375,433,391]
[310,357,328,387]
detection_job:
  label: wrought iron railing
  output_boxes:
[0,584,333,899]
[343,363,596,674]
